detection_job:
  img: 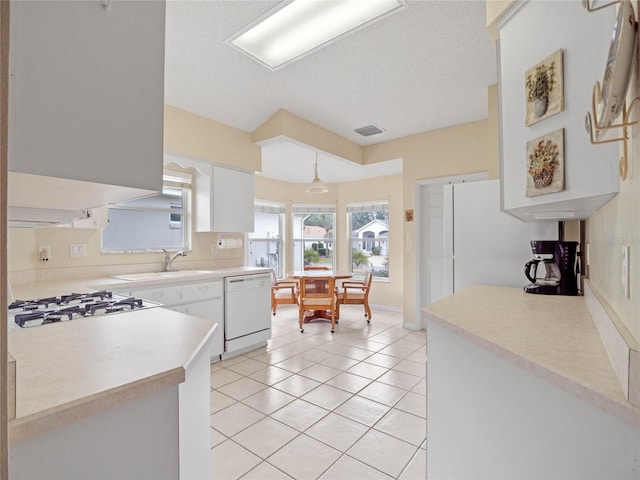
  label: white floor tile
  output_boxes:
[320,455,393,480]
[320,355,360,371]
[267,434,341,480]
[374,409,426,446]
[302,384,352,411]
[211,439,261,480]
[232,417,299,459]
[248,366,294,386]
[395,392,427,418]
[400,449,427,480]
[211,368,243,389]
[274,356,316,373]
[211,390,237,414]
[206,306,426,480]
[348,429,418,478]
[305,412,368,452]
[358,381,407,406]
[210,427,226,449]
[272,374,321,397]
[218,377,268,401]
[377,370,422,390]
[392,359,427,377]
[347,362,388,380]
[298,364,342,383]
[325,372,372,394]
[363,352,403,369]
[225,358,270,376]
[242,387,296,415]
[242,462,294,480]
[335,396,390,427]
[210,403,265,437]
[270,398,329,431]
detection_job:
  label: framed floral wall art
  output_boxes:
[525,49,564,126]
[526,128,564,197]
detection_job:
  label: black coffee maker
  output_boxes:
[524,240,578,296]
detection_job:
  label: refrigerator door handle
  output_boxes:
[443,184,454,257]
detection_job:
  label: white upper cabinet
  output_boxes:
[8,0,165,204]
[165,154,255,233]
[498,1,620,221]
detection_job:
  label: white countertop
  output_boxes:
[423,285,640,427]
[10,266,272,299]
[8,308,216,444]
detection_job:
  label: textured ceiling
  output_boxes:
[164,0,498,183]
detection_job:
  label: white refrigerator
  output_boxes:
[442,180,558,295]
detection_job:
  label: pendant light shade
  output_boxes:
[306,154,328,193]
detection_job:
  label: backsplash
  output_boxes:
[7,226,245,282]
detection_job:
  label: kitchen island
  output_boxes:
[423,285,640,479]
[7,307,216,479]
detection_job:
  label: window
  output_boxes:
[292,204,335,270]
[348,201,389,279]
[248,202,285,277]
[101,172,191,252]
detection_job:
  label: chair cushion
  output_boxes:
[337,292,365,301]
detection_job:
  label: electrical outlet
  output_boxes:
[38,245,51,262]
[69,243,87,258]
[622,245,631,299]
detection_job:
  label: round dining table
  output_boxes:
[286,270,353,322]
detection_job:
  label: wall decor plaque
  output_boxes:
[526,128,564,197]
[525,49,564,126]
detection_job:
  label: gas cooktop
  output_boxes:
[8,290,158,332]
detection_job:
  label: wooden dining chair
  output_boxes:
[336,270,373,323]
[270,270,298,315]
[298,276,336,333]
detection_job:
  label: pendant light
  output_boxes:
[305,153,329,193]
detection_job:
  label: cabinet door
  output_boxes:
[211,166,255,233]
[9,1,164,192]
[499,1,619,221]
[170,300,224,359]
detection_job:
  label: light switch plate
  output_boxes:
[622,245,630,299]
[70,243,87,258]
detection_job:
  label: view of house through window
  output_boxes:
[102,173,191,252]
[348,201,389,279]
[248,202,284,277]
[292,205,335,271]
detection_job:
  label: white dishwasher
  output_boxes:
[224,273,271,354]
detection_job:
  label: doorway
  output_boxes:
[415,173,488,329]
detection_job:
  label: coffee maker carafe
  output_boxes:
[524,240,578,296]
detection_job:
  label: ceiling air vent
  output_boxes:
[354,124,385,137]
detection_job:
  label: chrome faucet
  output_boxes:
[162,249,187,272]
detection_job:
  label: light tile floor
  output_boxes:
[210,305,427,480]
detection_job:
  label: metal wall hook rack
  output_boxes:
[582,0,620,13]
[585,82,640,180]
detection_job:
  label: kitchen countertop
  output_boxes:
[6,267,272,445]
[423,285,640,427]
[9,266,272,299]
[8,308,216,444]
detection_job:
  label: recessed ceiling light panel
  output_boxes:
[226,0,408,71]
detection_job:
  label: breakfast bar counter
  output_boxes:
[8,306,216,479]
[423,285,640,478]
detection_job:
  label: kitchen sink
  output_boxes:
[111,270,214,281]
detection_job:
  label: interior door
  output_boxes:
[416,173,488,329]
